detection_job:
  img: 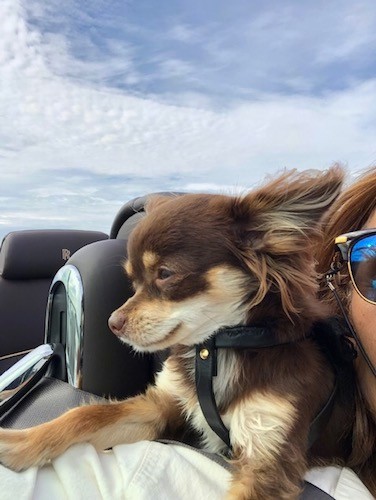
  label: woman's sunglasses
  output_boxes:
[335,229,376,305]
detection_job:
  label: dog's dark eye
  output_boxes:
[157,267,174,280]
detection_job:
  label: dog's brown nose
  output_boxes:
[108,311,126,336]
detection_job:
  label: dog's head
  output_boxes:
[109,166,344,352]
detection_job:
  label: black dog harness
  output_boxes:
[195,325,338,450]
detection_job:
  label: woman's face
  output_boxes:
[349,209,376,412]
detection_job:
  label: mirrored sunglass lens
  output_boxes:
[350,234,376,303]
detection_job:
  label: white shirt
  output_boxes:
[0,441,374,499]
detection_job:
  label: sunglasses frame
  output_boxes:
[335,228,376,305]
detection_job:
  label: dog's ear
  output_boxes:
[228,165,344,320]
[145,195,172,213]
[231,165,344,249]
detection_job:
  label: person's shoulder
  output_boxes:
[305,465,374,499]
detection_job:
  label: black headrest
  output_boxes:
[110,195,148,239]
[115,212,145,240]
[110,192,182,239]
[0,230,108,280]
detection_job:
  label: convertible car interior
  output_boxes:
[0,195,160,428]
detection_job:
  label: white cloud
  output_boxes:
[2,53,376,178]
[1,0,376,240]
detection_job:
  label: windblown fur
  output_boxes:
[0,166,347,499]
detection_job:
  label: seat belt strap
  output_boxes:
[301,481,335,499]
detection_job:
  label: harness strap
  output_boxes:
[195,326,296,449]
[195,325,338,451]
[300,482,335,499]
[195,336,231,448]
[214,325,287,348]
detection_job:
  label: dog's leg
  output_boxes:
[0,385,182,471]
[226,392,306,500]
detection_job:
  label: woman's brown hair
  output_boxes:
[316,165,376,495]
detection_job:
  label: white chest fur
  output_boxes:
[156,349,240,453]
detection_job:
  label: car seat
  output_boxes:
[44,195,161,399]
[0,229,108,374]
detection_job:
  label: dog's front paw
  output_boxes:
[0,427,53,471]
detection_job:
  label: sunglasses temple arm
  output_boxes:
[326,276,376,379]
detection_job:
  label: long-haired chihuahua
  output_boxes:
[0,166,346,499]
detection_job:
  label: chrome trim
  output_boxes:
[0,344,54,403]
[45,265,84,388]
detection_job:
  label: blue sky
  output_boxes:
[1,0,376,239]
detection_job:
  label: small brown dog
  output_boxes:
[0,166,345,498]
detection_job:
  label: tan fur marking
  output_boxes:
[124,260,133,277]
[205,265,256,302]
[142,250,159,270]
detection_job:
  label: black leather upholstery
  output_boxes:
[109,192,180,239]
[66,239,155,398]
[110,194,148,239]
[0,229,108,279]
[0,230,108,363]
